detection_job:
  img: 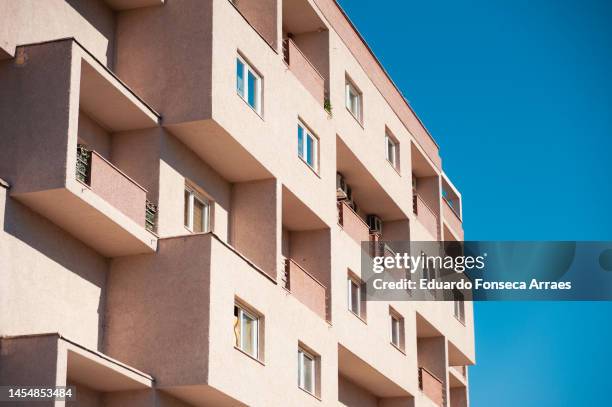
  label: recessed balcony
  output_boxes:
[442,175,463,240]
[337,200,370,245]
[283,38,325,105]
[411,142,441,240]
[282,258,326,320]
[418,367,445,407]
[4,39,159,257]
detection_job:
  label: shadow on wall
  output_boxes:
[1,196,108,349]
[65,0,116,67]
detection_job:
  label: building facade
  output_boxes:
[0,1,474,406]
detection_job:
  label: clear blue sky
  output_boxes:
[337,0,612,405]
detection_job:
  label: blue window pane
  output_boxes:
[297,125,304,158]
[236,59,244,96]
[306,135,314,166]
[248,71,257,108]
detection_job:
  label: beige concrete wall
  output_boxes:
[0,335,62,389]
[66,381,102,407]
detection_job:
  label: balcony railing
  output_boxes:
[76,145,156,231]
[283,258,327,320]
[442,198,463,239]
[337,200,370,244]
[413,194,439,240]
[450,365,467,379]
[418,367,446,407]
[282,38,325,106]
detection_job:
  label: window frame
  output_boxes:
[347,275,363,318]
[234,303,260,359]
[184,185,211,234]
[297,120,319,173]
[345,77,363,123]
[236,54,263,115]
[298,347,316,395]
[385,131,399,170]
[389,308,405,351]
[453,289,465,324]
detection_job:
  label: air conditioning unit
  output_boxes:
[336,173,348,200]
[367,215,383,234]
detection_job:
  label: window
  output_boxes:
[385,131,399,169]
[234,304,259,358]
[236,55,262,114]
[345,78,362,122]
[297,121,319,172]
[184,186,210,233]
[298,347,316,394]
[389,308,405,350]
[453,289,465,324]
[347,275,364,318]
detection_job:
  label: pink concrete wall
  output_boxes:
[338,375,378,407]
[78,111,111,158]
[105,234,212,386]
[450,387,468,407]
[0,0,116,66]
[0,41,74,194]
[419,367,444,407]
[312,0,442,169]
[0,335,62,389]
[286,259,326,320]
[230,179,278,279]
[115,0,214,124]
[286,39,325,104]
[338,201,370,244]
[89,151,147,226]
[232,0,279,50]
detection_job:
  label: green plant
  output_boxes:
[324,98,333,116]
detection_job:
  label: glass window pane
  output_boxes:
[391,317,399,345]
[184,190,190,228]
[350,281,360,315]
[241,312,257,357]
[236,58,245,97]
[248,71,257,108]
[193,198,205,233]
[297,125,304,158]
[234,306,240,348]
[302,353,314,392]
[306,134,314,166]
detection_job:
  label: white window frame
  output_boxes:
[453,290,465,324]
[347,277,361,317]
[345,79,362,122]
[297,121,319,172]
[236,55,262,115]
[390,314,401,347]
[184,185,210,233]
[385,132,399,169]
[298,347,316,394]
[235,304,259,359]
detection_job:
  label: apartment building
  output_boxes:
[0,1,473,406]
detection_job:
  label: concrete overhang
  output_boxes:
[447,339,474,367]
[78,49,160,132]
[337,137,407,221]
[63,338,154,391]
[282,185,328,231]
[338,344,412,398]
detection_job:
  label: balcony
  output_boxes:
[283,258,327,320]
[337,200,370,244]
[77,145,156,232]
[3,39,159,257]
[418,367,445,407]
[442,175,463,240]
[283,38,325,105]
[414,193,440,240]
